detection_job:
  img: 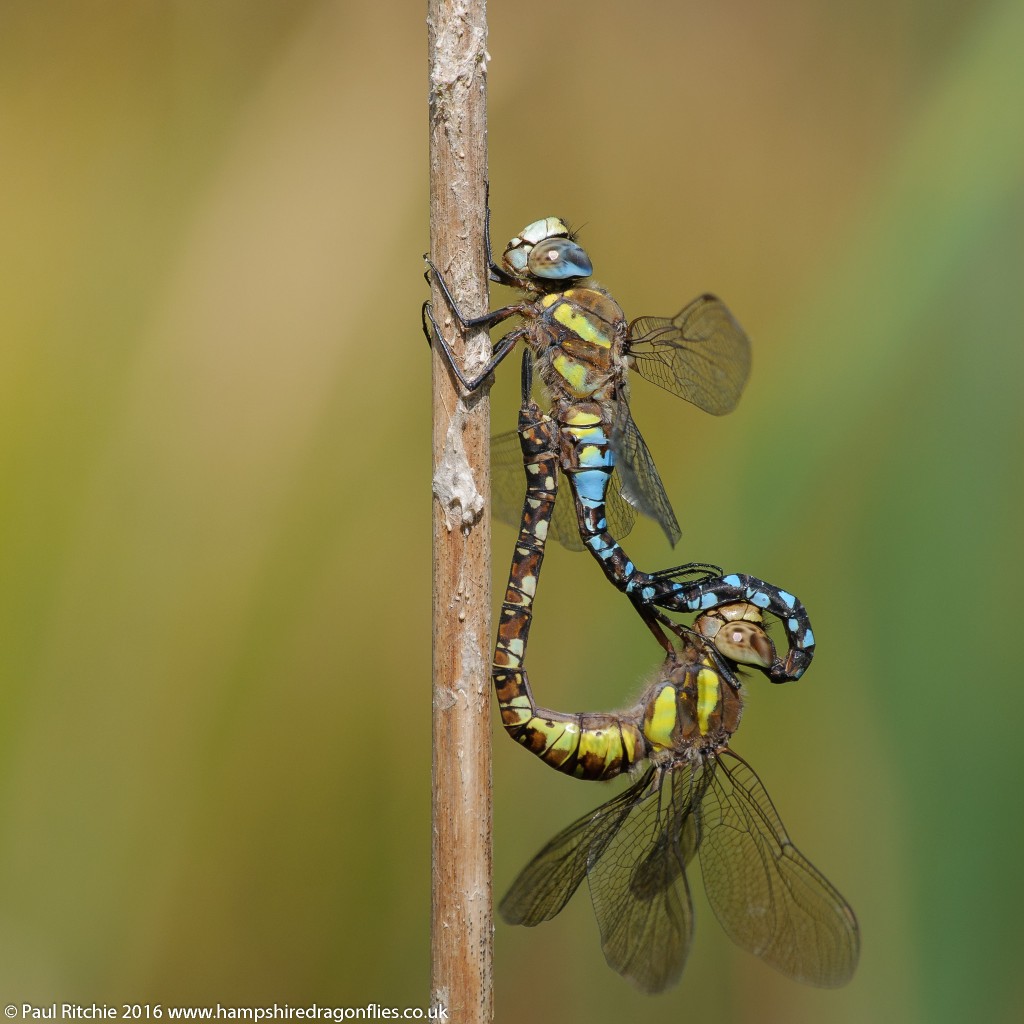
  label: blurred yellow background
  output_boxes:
[2,1,1023,1022]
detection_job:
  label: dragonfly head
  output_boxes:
[695,602,776,671]
[502,217,593,286]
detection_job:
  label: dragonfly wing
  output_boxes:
[586,765,698,994]
[603,467,639,542]
[698,750,861,987]
[499,770,649,926]
[491,429,584,551]
[610,406,681,547]
[547,466,587,552]
[626,294,751,415]
[493,431,638,550]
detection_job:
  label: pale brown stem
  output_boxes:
[427,0,492,1020]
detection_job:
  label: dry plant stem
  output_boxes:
[427,0,492,1021]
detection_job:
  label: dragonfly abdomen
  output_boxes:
[491,399,647,782]
[494,666,645,780]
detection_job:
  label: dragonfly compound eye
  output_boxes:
[712,620,776,669]
[526,236,593,280]
[501,218,589,282]
[696,604,776,669]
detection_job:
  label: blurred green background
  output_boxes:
[2,1,1022,1021]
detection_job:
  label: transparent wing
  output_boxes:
[626,294,751,415]
[491,429,579,550]
[586,765,700,994]
[610,405,681,547]
[491,429,637,552]
[547,470,588,552]
[499,770,650,926]
[564,464,638,551]
[698,750,861,987]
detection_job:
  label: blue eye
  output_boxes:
[527,238,593,280]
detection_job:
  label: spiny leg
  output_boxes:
[421,294,527,393]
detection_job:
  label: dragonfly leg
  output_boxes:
[422,298,527,392]
[650,561,724,582]
[425,256,523,331]
[422,254,528,391]
[483,181,518,286]
[633,601,685,656]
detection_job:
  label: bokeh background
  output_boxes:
[2,1,1023,1022]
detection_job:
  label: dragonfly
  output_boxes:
[425,210,813,680]
[491,369,857,991]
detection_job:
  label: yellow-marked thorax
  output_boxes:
[527,287,628,401]
[641,659,743,755]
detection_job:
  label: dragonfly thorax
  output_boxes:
[641,656,743,756]
[527,287,630,402]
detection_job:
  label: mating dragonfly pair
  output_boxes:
[424,208,859,992]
